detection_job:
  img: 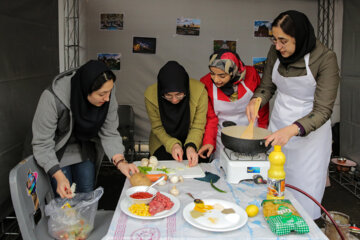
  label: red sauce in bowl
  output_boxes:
[130,192,153,199]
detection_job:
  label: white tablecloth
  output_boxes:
[102,159,328,240]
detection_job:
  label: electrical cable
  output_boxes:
[252,175,345,240]
[285,183,345,240]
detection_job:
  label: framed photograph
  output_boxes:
[213,40,237,52]
[176,17,200,36]
[100,13,124,30]
[97,53,121,70]
[252,57,267,75]
[133,37,156,54]
[254,20,272,37]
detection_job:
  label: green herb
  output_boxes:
[138,166,152,174]
[210,179,227,193]
[156,168,169,174]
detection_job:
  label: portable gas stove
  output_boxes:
[219,148,270,184]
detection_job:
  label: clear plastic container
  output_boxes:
[322,211,350,240]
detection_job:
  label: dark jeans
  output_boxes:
[50,160,95,197]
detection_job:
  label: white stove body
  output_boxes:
[219,148,270,184]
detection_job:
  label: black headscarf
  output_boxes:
[157,61,190,144]
[70,60,111,141]
[275,10,316,66]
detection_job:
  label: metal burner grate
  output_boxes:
[223,148,268,161]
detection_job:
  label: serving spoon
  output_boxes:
[145,175,165,192]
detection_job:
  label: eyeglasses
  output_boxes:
[269,37,289,47]
[162,93,186,101]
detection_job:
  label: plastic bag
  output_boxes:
[45,187,104,240]
[262,199,309,235]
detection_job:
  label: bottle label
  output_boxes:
[267,178,285,198]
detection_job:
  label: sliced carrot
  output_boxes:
[146,173,168,182]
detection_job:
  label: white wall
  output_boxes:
[59,0,343,141]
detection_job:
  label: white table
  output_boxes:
[102,159,328,240]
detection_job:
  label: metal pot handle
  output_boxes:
[222,121,237,127]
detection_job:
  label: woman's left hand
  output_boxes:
[264,124,299,147]
[186,147,198,167]
[117,162,139,178]
[171,143,184,162]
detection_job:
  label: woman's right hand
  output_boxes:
[171,143,183,162]
[117,162,139,178]
[246,98,260,122]
[53,170,72,199]
[198,144,214,158]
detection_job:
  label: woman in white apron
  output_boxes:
[246,11,340,219]
[198,49,269,160]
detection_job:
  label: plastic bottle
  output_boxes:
[267,145,286,199]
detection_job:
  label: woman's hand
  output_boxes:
[53,170,72,199]
[171,143,183,162]
[198,144,214,158]
[186,147,198,167]
[264,124,299,147]
[113,154,139,178]
[116,162,139,178]
[246,98,260,122]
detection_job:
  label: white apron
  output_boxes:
[213,81,254,159]
[269,54,332,219]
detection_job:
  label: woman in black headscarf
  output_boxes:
[31,60,138,198]
[144,61,208,167]
[246,10,340,219]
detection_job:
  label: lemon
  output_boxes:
[245,204,259,217]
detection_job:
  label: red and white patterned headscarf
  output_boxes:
[209,49,246,96]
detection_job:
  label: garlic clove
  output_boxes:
[149,156,158,166]
[178,175,184,182]
[170,185,179,196]
[169,175,179,184]
[140,158,149,167]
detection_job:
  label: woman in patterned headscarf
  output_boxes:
[198,49,269,160]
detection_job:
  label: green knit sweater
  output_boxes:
[144,78,208,155]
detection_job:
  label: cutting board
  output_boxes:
[134,160,205,178]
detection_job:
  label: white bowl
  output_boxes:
[126,186,157,204]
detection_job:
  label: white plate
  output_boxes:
[120,191,180,220]
[183,199,248,232]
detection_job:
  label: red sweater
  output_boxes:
[200,66,269,148]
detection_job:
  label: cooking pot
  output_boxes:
[221,121,272,154]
